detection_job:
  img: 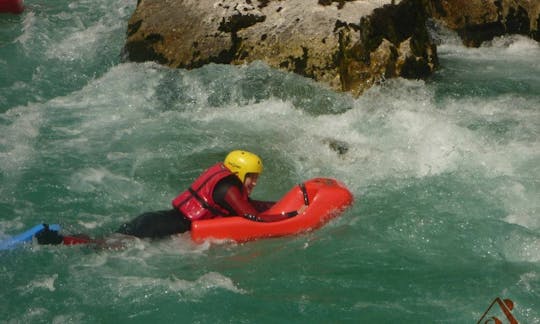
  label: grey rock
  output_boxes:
[124,0,438,96]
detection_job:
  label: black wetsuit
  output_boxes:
[116,175,260,239]
[115,209,191,238]
[36,175,274,244]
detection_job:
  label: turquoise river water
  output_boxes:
[1,0,539,322]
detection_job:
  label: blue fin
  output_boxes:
[0,224,61,250]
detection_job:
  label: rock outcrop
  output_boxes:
[124,0,438,96]
[123,0,539,96]
[427,0,540,47]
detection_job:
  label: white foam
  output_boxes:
[269,79,476,185]
[0,105,43,176]
[501,180,540,230]
[483,34,540,53]
[505,213,540,230]
[502,230,540,263]
[19,274,58,294]
[114,272,245,301]
[76,220,101,230]
[7,307,50,324]
[0,217,26,237]
[14,0,135,59]
[517,272,539,292]
[69,167,144,200]
[52,313,85,324]
[167,72,535,197]
[14,11,37,47]
[45,21,120,61]
[438,33,540,66]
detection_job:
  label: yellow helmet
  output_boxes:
[224,150,263,183]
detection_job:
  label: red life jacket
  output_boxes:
[172,163,240,221]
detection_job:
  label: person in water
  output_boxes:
[36,150,285,245]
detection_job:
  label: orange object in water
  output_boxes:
[191,178,354,243]
[0,0,24,14]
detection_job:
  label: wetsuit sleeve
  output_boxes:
[249,199,276,212]
[223,187,292,222]
[214,176,283,222]
[222,186,261,217]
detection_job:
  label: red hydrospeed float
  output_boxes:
[0,0,24,14]
[191,177,354,243]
